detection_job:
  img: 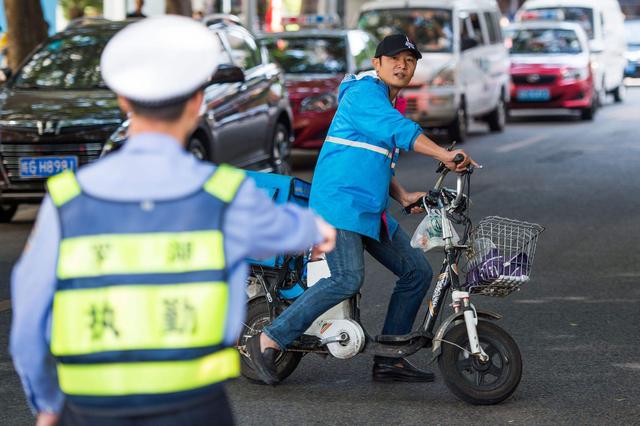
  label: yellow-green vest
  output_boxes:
[47,165,244,410]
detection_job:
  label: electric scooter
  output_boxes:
[239,155,544,405]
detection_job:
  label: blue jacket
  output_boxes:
[309,73,423,240]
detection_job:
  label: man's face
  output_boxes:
[372,51,417,90]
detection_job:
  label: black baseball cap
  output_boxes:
[374,34,422,60]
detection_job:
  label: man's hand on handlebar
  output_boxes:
[401,191,427,214]
[441,149,478,173]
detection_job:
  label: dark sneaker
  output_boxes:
[372,358,436,383]
[245,334,280,385]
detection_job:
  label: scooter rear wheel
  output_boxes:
[238,298,302,383]
[438,321,522,405]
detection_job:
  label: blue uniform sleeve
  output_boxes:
[10,197,65,414]
[340,80,423,152]
[222,177,322,345]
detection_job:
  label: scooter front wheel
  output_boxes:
[438,321,522,405]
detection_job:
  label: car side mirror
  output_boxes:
[589,40,604,54]
[0,67,12,82]
[461,37,479,51]
[211,64,245,84]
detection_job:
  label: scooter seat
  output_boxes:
[375,331,429,344]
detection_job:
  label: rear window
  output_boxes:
[510,28,583,54]
[14,32,112,90]
[262,36,347,74]
[358,8,453,53]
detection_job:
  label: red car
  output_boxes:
[260,29,378,149]
[507,21,596,120]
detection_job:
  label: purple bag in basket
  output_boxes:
[503,252,530,277]
[477,248,505,283]
[466,248,505,287]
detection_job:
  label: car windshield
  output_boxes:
[510,28,583,55]
[13,32,112,90]
[528,7,594,39]
[262,36,347,74]
[358,8,453,53]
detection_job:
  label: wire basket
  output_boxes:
[461,216,545,297]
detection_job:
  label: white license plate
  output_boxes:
[19,156,78,178]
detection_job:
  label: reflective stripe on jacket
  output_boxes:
[47,165,244,410]
[309,74,423,240]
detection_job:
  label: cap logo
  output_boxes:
[405,36,416,50]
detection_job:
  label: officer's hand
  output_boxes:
[311,218,336,259]
[402,191,427,214]
[36,412,59,426]
[443,149,478,173]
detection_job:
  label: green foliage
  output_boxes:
[59,0,103,20]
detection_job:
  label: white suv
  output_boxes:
[358,0,510,142]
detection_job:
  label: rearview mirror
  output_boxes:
[0,67,12,82]
[211,64,245,84]
[589,40,604,54]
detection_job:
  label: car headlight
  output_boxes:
[561,67,589,82]
[429,64,456,87]
[300,93,337,113]
[100,119,129,158]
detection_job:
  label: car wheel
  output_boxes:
[596,79,606,108]
[187,137,208,161]
[487,98,506,132]
[613,84,625,103]
[0,204,18,223]
[581,96,596,121]
[448,103,468,144]
[271,122,291,175]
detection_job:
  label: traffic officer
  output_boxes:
[247,34,477,385]
[10,16,335,426]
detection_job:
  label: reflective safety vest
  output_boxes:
[47,165,245,410]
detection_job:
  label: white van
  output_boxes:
[516,0,627,103]
[358,0,510,142]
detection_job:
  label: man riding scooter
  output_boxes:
[247,34,477,384]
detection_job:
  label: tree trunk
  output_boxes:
[166,0,193,16]
[3,0,48,70]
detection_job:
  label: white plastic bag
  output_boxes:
[410,209,459,252]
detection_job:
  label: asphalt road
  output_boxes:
[1,88,640,425]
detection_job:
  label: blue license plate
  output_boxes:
[19,156,78,178]
[517,88,551,102]
[625,62,637,76]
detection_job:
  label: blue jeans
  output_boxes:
[264,227,433,355]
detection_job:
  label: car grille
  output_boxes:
[0,142,103,183]
[512,74,557,85]
[405,97,418,114]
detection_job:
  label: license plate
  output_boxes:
[19,156,78,178]
[517,88,550,101]
[625,62,637,75]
